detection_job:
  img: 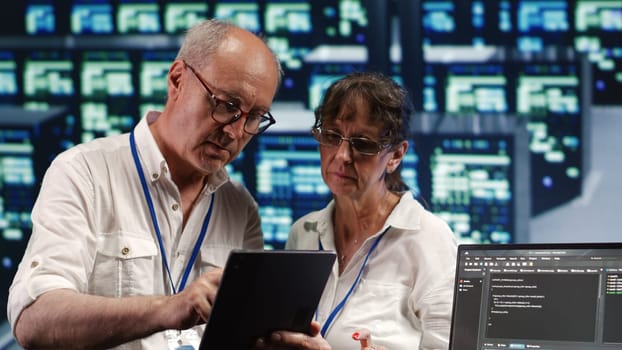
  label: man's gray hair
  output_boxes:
[176,19,282,81]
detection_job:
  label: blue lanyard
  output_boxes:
[130,130,215,294]
[318,226,390,337]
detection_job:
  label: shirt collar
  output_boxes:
[313,191,424,241]
[132,110,230,192]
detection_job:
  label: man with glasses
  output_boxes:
[8,19,281,349]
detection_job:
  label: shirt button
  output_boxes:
[172,203,180,211]
[152,173,159,180]
[30,261,39,268]
[121,247,130,255]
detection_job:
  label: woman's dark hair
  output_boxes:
[313,71,413,192]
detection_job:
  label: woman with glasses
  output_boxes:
[260,72,457,350]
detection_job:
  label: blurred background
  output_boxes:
[0,0,620,348]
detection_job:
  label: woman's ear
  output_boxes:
[387,140,408,173]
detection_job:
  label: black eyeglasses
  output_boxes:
[185,62,276,135]
[312,128,391,156]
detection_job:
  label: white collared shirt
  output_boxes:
[286,192,457,350]
[8,111,263,349]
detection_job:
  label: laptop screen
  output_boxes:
[450,243,622,350]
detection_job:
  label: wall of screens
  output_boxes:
[418,0,621,105]
[0,0,616,334]
[420,57,591,215]
[0,106,77,318]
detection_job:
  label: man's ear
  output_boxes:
[167,60,185,100]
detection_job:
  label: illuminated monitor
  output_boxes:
[164,1,208,34]
[79,51,136,141]
[80,51,134,98]
[451,243,622,350]
[265,1,312,34]
[0,106,74,314]
[421,0,517,47]
[444,63,509,114]
[117,0,161,34]
[422,0,459,46]
[253,132,330,249]
[515,0,571,52]
[574,0,622,105]
[307,62,365,110]
[214,1,260,33]
[591,53,622,105]
[25,0,56,34]
[312,0,367,44]
[414,132,525,244]
[139,50,176,101]
[516,61,583,215]
[468,0,515,46]
[23,51,75,101]
[0,51,18,104]
[264,1,312,67]
[422,62,510,114]
[264,1,313,101]
[70,0,114,34]
[574,0,622,33]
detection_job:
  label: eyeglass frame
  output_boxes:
[183,61,276,135]
[311,127,392,156]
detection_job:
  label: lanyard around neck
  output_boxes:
[317,226,390,337]
[130,130,214,294]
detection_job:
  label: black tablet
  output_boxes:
[198,249,336,349]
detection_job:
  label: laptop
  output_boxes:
[449,243,622,350]
[199,249,336,349]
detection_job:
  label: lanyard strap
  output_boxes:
[318,226,390,337]
[130,130,214,294]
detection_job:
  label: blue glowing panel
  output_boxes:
[265,1,312,34]
[575,0,622,32]
[117,0,161,33]
[445,63,509,114]
[79,51,136,141]
[516,62,583,215]
[516,0,571,51]
[214,1,260,33]
[307,63,364,110]
[70,0,114,34]
[0,52,18,104]
[254,133,330,249]
[591,52,622,105]
[574,0,622,105]
[139,51,176,101]
[422,63,509,114]
[23,51,75,100]
[422,0,457,46]
[164,2,208,33]
[311,0,367,44]
[416,134,515,244]
[25,1,55,34]
[264,1,313,101]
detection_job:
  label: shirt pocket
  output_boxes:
[90,232,159,297]
[198,245,237,274]
[341,278,411,337]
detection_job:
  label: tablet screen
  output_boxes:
[199,249,336,349]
